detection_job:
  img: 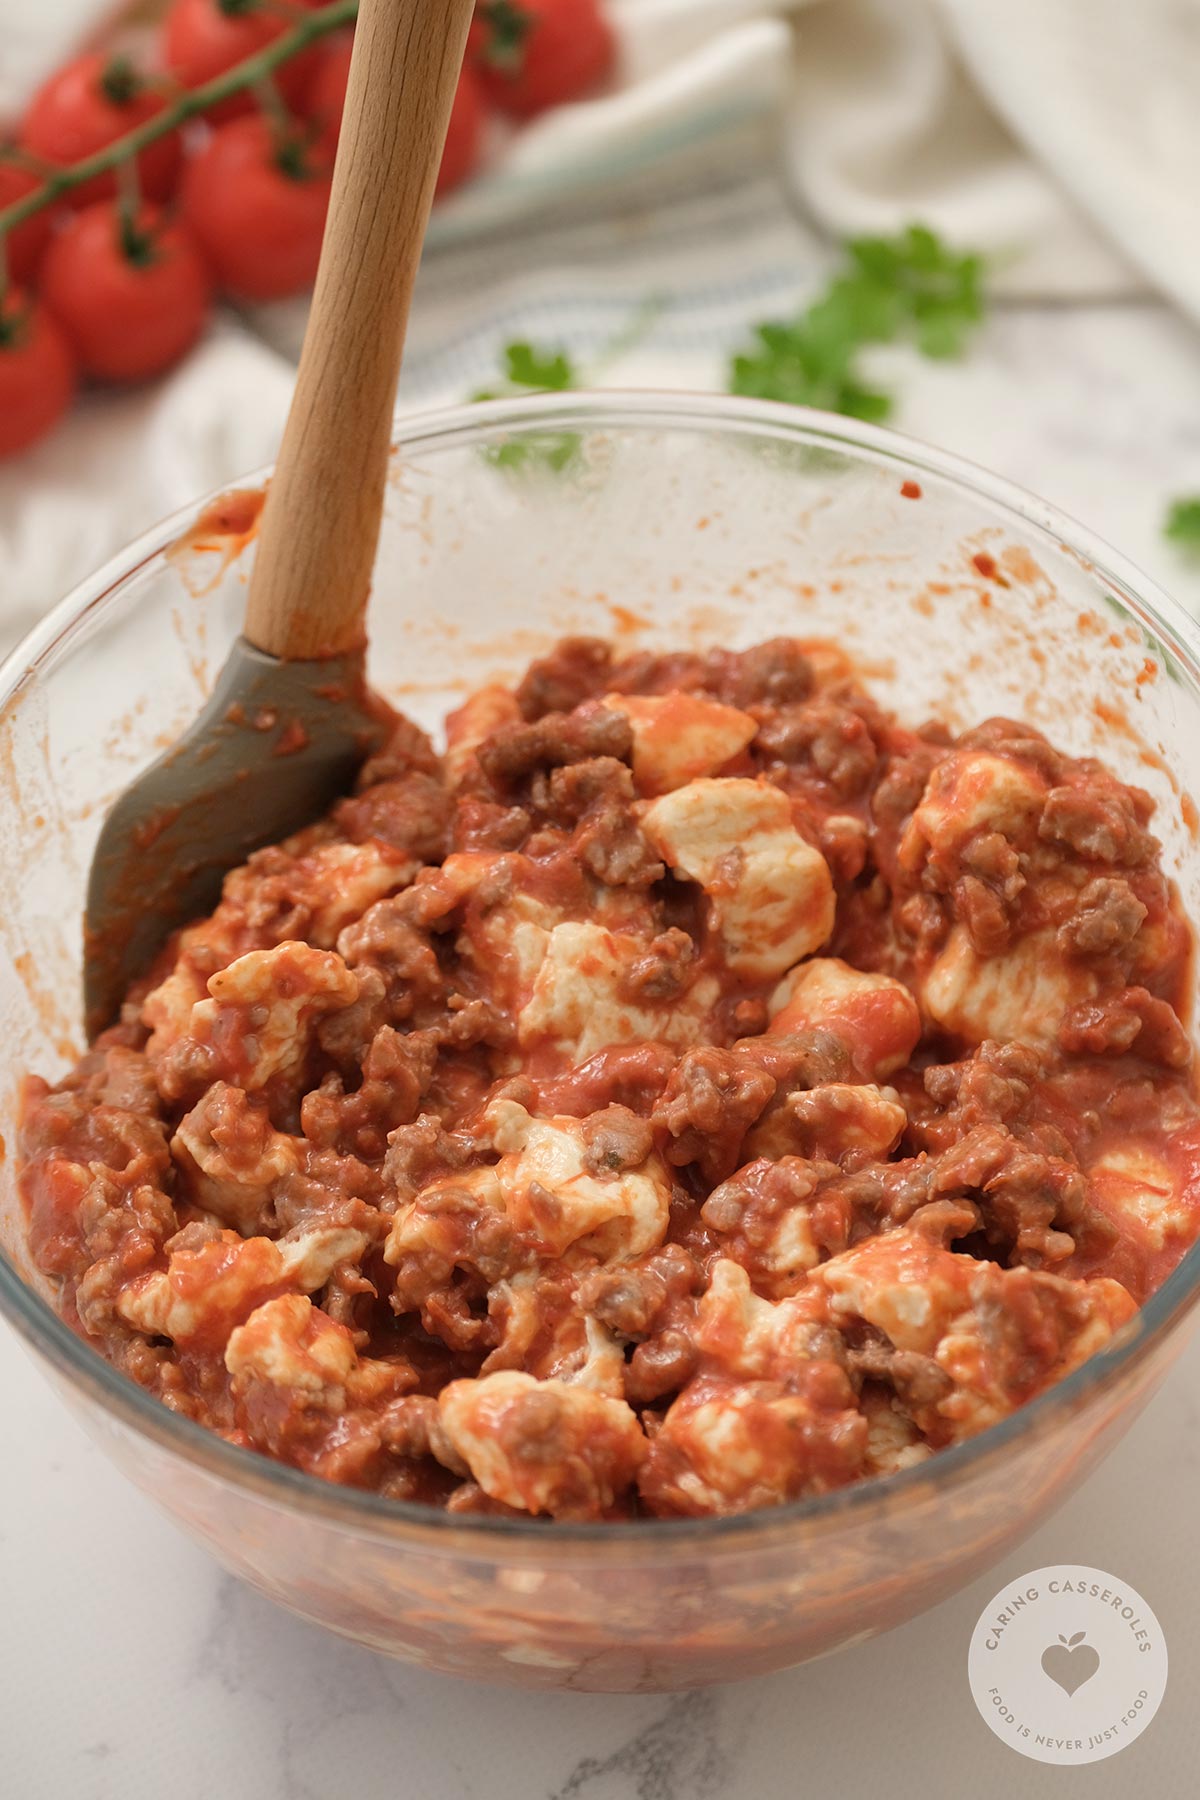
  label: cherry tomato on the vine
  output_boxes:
[438,65,486,196]
[181,114,333,300]
[0,292,77,459]
[19,54,183,207]
[40,201,213,383]
[162,0,322,123]
[0,160,55,285]
[470,0,615,119]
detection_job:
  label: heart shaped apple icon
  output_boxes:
[1041,1631,1101,1696]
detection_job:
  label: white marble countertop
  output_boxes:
[5,285,1200,1796]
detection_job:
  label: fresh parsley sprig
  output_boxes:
[730,317,891,423]
[472,340,582,470]
[844,225,985,358]
[729,224,987,420]
[474,341,576,400]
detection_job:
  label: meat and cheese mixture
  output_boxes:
[20,637,1200,1520]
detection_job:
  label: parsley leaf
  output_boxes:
[1165,496,1200,552]
[728,222,986,418]
[486,434,580,473]
[472,338,579,403]
[502,341,574,392]
[473,339,581,472]
[731,320,891,422]
[846,224,985,359]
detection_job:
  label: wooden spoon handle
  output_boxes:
[244,0,476,661]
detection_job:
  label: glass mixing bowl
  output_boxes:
[2,394,1200,1693]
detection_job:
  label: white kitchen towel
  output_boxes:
[2,0,1198,639]
[788,0,1144,301]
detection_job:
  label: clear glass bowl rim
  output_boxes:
[3,388,1200,1553]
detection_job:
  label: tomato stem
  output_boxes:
[0,288,30,350]
[115,157,154,267]
[0,0,358,244]
[100,56,143,108]
[476,0,534,73]
[2,145,60,183]
[258,0,314,22]
[253,69,293,135]
[252,70,315,180]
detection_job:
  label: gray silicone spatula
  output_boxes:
[82,0,477,1038]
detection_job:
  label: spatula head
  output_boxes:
[83,638,388,1039]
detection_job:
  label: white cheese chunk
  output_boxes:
[640,778,835,978]
[600,691,757,796]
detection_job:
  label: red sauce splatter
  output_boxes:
[972,551,1004,581]
[189,488,265,556]
[1094,698,1136,738]
[900,480,922,500]
[132,805,182,850]
[273,720,310,757]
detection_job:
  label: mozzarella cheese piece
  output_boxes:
[517,920,719,1063]
[816,1226,1136,1441]
[436,1370,646,1516]
[143,842,413,1054]
[819,1233,968,1357]
[568,1316,627,1397]
[691,1256,790,1379]
[196,943,360,1089]
[768,956,921,1079]
[1087,1144,1193,1250]
[922,924,1094,1047]
[385,1102,672,1276]
[171,1082,300,1233]
[600,691,757,796]
[117,1224,368,1348]
[229,840,418,948]
[689,1257,832,1379]
[902,750,1047,870]
[746,1082,907,1163]
[225,1294,357,1400]
[640,778,835,978]
[645,1388,808,1513]
[641,1371,866,1515]
[494,1106,671,1260]
[142,960,211,1058]
[861,1388,932,1476]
